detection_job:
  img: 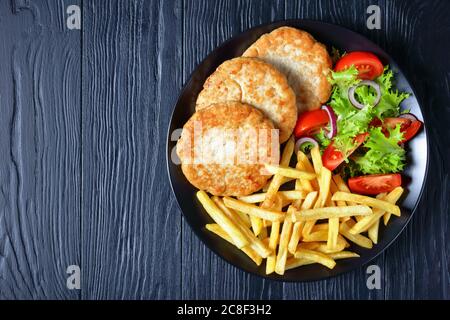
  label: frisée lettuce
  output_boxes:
[316,64,410,175]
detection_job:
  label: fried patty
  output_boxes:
[196,57,297,143]
[177,102,277,197]
[243,26,332,113]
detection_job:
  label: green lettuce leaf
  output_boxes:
[328,66,360,118]
[334,105,373,155]
[373,66,410,119]
[354,125,406,174]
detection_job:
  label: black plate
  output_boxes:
[166,20,428,281]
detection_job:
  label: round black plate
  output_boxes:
[166,20,428,281]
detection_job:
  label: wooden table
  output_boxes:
[0,0,448,299]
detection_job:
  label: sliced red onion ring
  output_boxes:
[295,137,319,154]
[399,113,418,122]
[321,105,337,139]
[348,80,381,109]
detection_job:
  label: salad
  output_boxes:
[293,51,423,195]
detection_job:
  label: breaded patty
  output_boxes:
[196,57,297,143]
[243,26,332,113]
[177,102,278,197]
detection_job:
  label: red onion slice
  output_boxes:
[399,113,418,122]
[348,80,381,109]
[295,137,319,154]
[321,105,337,139]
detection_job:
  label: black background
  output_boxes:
[0,0,448,299]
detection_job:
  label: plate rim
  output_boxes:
[165,18,430,282]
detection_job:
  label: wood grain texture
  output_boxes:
[81,0,181,299]
[0,0,81,299]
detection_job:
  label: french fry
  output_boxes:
[300,191,318,208]
[266,221,280,274]
[206,224,262,265]
[294,178,305,192]
[258,225,268,240]
[332,191,401,216]
[197,191,249,248]
[312,223,329,232]
[211,196,272,258]
[260,194,283,228]
[329,251,360,259]
[286,250,359,270]
[294,249,336,269]
[383,212,391,226]
[339,221,373,249]
[285,257,314,270]
[302,230,328,242]
[303,166,332,236]
[321,189,339,251]
[295,152,315,192]
[261,194,284,229]
[287,192,317,253]
[297,242,321,250]
[223,197,285,222]
[327,217,340,250]
[213,196,251,229]
[349,188,403,235]
[236,210,251,228]
[280,135,295,167]
[291,205,372,222]
[368,219,379,244]
[301,147,322,236]
[310,146,322,175]
[287,221,304,254]
[280,190,308,201]
[302,231,348,249]
[333,174,357,206]
[315,167,332,208]
[262,219,272,228]
[265,194,284,274]
[264,164,316,180]
[250,216,263,237]
[316,239,347,254]
[275,216,293,275]
[332,174,351,192]
[297,150,316,174]
[383,186,404,225]
[239,190,307,203]
[330,179,347,207]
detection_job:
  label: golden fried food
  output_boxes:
[196,57,297,143]
[177,101,277,196]
[243,27,332,113]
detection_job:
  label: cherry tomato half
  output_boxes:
[335,52,384,80]
[373,117,423,143]
[383,117,411,131]
[348,174,402,195]
[294,109,329,138]
[402,120,423,143]
[322,133,368,171]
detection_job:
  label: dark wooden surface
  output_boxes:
[0,0,448,299]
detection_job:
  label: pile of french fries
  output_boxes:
[197,136,404,275]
